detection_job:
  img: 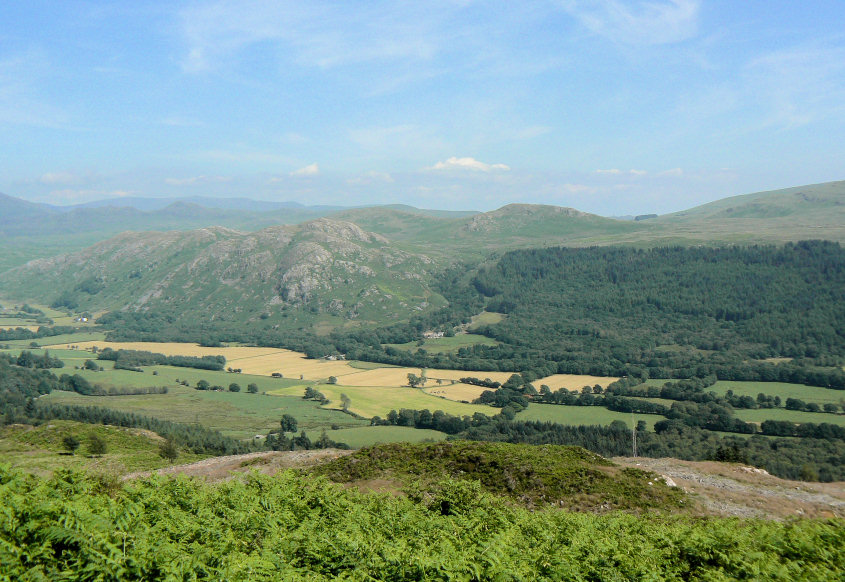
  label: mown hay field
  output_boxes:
[337,368,514,387]
[267,384,492,419]
[424,383,489,402]
[66,341,356,379]
[53,341,564,388]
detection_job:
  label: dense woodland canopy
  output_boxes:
[98,242,845,387]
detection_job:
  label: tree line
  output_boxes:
[97,347,226,371]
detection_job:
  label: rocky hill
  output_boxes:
[0,219,442,330]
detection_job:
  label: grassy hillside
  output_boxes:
[0,420,206,476]
[0,219,445,334]
[648,180,845,243]
[333,203,644,260]
[2,456,842,580]
[311,440,685,512]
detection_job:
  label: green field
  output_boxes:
[0,317,40,327]
[467,311,506,330]
[326,426,446,448]
[2,331,107,348]
[267,383,492,419]
[735,408,845,427]
[0,420,207,477]
[346,360,401,370]
[42,384,369,440]
[384,333,498,354]
[516,403,665,430]
[709,380,845,406]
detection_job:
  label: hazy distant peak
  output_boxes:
[492,203,591,217]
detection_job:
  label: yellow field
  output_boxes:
[533,374,619,392]
[53,341,618,397]
[268,384,490,418]
[62,341,356,380]
[424,383,489,402]
[339,368,513,387]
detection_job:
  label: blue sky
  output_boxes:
[2,1,844,215]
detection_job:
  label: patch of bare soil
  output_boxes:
[614,456,845,520]
[123,449,353,482]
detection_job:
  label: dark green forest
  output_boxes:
[96,242,845,387]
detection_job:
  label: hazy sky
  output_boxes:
[2,1,844,215]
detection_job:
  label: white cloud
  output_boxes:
[165,175,231,186]
[561,0,700,46]
[594,168,622,174]
[290,163,319,177]
[428,157,510,172]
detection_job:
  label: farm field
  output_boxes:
[24,340,622,398]
[516,403,665,430]
[467,311,506,330]
[384,333,498,354]
[0,420,207,477]
[64,340,374,380]
[709,380,845,406]
[0,347,310,395]
[326,426,446,448]
[5,331,106,347]
[267,384,492,419]
[41,384,368,440]
[0,324,39,331]
[424,383,489,402]
[338,367,514,387]
[735,408,845,427]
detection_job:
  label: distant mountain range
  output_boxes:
[1,180,843,333]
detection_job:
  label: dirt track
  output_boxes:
[123,449,352,482]
[614,456,845,519]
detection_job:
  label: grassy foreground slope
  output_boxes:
[1,441,843,580]
[311,441,685,512]
[0,420,206,476]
